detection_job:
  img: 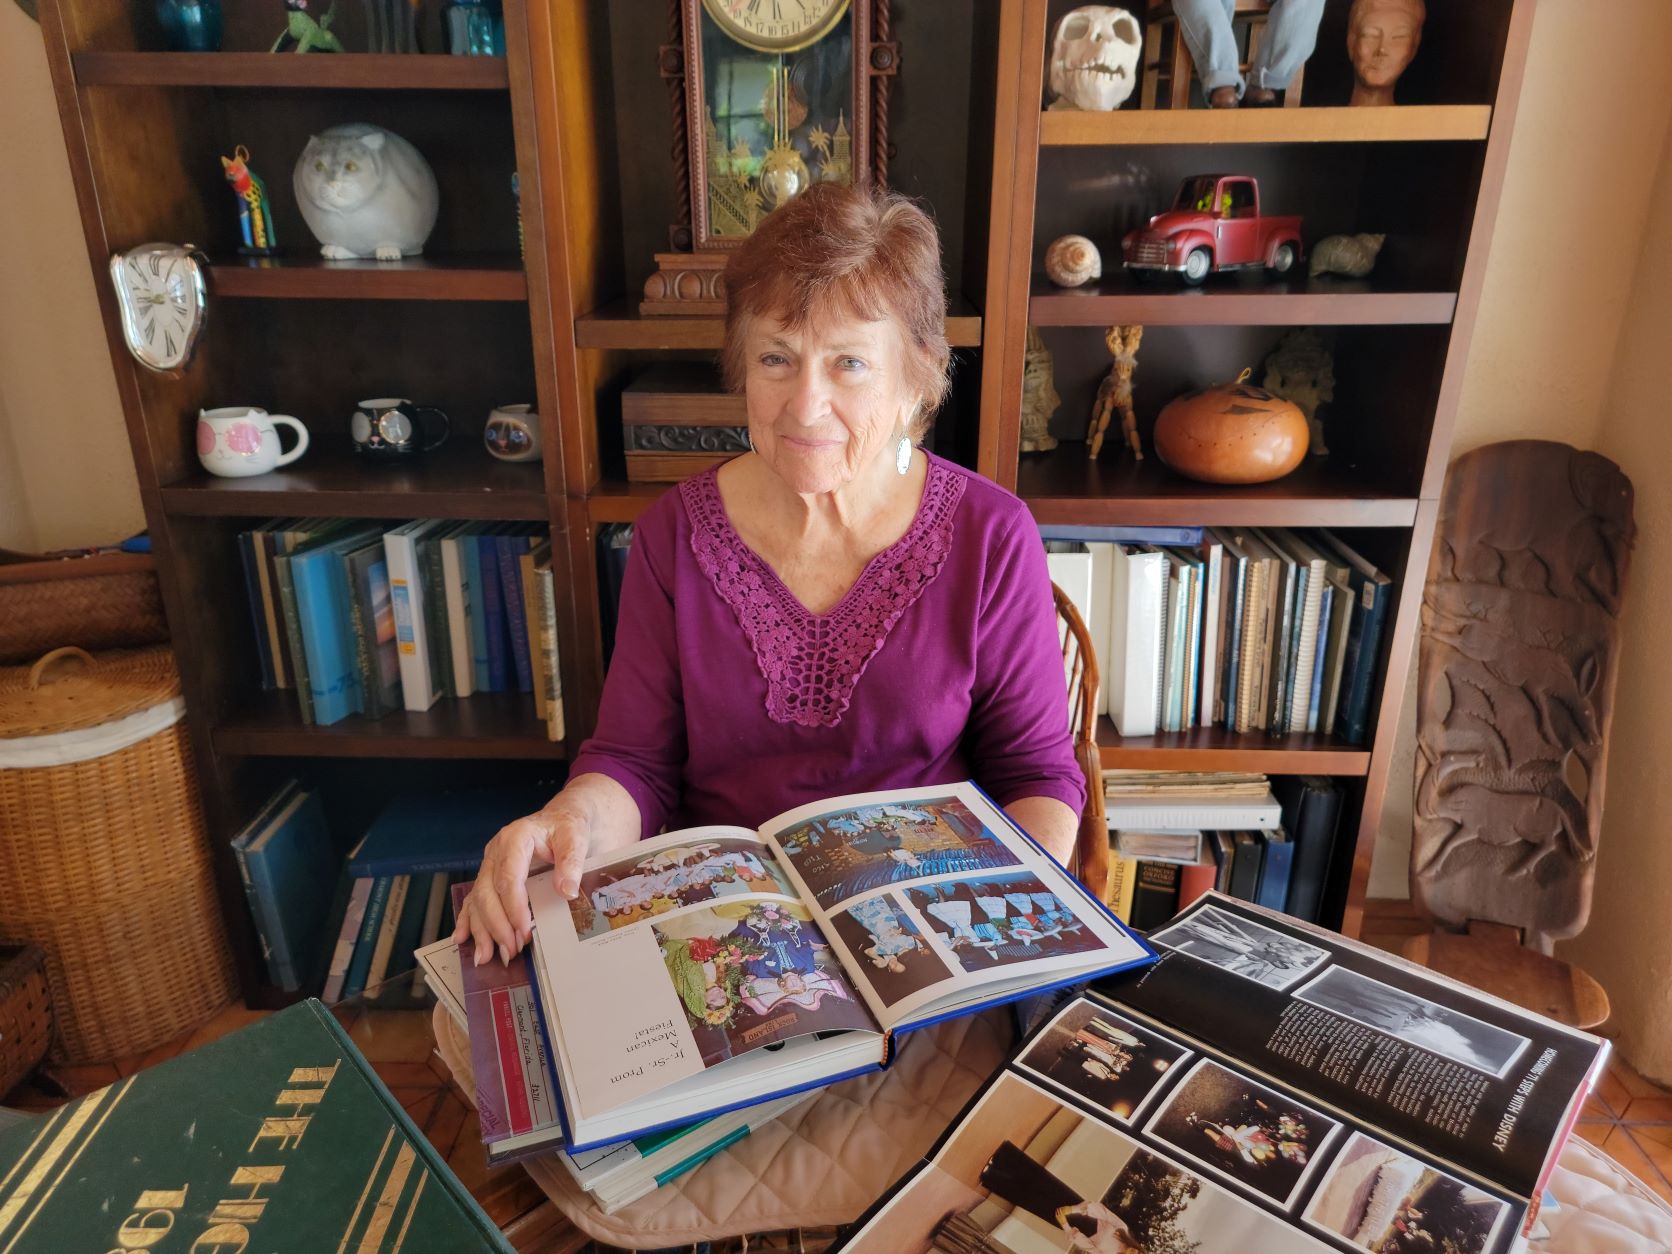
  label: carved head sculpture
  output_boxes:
[1020,327,1061,453]
[1414,442,1635,945]
[1347,0,1425,106]
[1049,6,1142,112]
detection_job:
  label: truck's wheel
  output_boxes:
[1183,248,1212,285]
[1269,242,1297,275]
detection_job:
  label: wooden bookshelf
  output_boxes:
[72,50,509,90]
[1039,103,1492,147]
[1028,276,1458,327]
[209,254,528,301]
[214,692,560,760]
[1095,720,1373,775]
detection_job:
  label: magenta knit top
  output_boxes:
[570,452,1087,839]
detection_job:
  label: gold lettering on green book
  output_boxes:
[108,1185,189,1251]
[356,1143,417,1252]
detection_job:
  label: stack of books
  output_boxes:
[415,780,1155,1209]
[235,518,563,738]
[1101,772,1343,930]
[1045,526,1391,744]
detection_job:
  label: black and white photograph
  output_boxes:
[841,1071,1336,1254]
[1293,966,1532,1078]
[1303,1132,1514,1254]
[1017,997,1191,1124]
[1143,1058,1341,1208]
[1149,903,1330,991]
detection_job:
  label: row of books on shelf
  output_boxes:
[230,779,556,994]
[236,517,564,738]
[1045,525,1392,744]
[1102,773,1345,931]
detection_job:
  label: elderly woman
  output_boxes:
[456,182,1084,966]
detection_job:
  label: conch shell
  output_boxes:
[1309,232,1385,278]
[1045,234,1102,288]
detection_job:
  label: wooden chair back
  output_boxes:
[1053,583,1110,901]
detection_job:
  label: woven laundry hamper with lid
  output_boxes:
[0,645,236,1063]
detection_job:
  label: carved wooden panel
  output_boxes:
[1413,440,1635,948]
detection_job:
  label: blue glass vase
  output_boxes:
[443,0,504,56]
[156,0,223,51]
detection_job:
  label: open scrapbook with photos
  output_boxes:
[522,782,1154,1149]
[836,894,1609,1254]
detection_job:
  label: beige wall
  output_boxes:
[0,3,141,553]
[1368,0,1672,897]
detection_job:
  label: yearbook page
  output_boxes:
[526,825,883,1149]
[759,782,1153,1033]
[838,991,1531,1254]
[1110,894,1606,1203]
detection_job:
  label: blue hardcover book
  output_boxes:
[496,533,535,693]
[1254,829,1295,912]
[1308,530,1392,746]
[342,875,393,999]
[291,528,379,726]
[1037,523,1205,546]
[230,781,301,987]
[477,531,511,692]
[237,788,339,992]
[1273,776,1343,923]
[386,870,433,982]
[461,525,492,692]
[237,529,275,691]
[1307,582,1333,733]
[349,785,555,878]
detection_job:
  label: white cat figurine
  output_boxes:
[293,123,439,261]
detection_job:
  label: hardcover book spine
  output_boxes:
[463,531,492,692]
[275,552,315,724]
[1129,861,1180,931]
[1255,831,1295,913]
[478,533,510,692]
[420,536,454,700]
[322,877,374,1003]
[521,547,547,723]
[344,555,382,720]
[538,558,564,742]
[292,552,359,726]
[384,530,440,712]
[342,876,393,998]
[258,529,291,690]
[231,839,285,988]
[441,534,476,699]
[238,530,275,691]
[497,536,534,693]
[1338,579,1390,745]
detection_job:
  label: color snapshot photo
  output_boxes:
[775,795,1020,910]
[1017,998,1190,1124]
[829,894,953,1008]
[652,902,873,1067]
[1149,903,1331,991]
[842,1072,1332,1254]
[904,872,1107,974]
[567,837,796,940]
[1303,1132,1513,1254]
[1143,1059,1341,1207]
[1293,967,1532,1078]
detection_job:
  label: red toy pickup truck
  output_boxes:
[1122,175,1303,285]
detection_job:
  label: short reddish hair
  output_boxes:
[721,183,951,437]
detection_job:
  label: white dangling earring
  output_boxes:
[896,435,912,475]
[747,429,755,453]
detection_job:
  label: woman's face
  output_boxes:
[742,310,917,496]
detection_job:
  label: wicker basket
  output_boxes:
[0,945,51,1099]
[0,646,236,1063]
[0,550,167,666]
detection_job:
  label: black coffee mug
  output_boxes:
[350,398,450,457]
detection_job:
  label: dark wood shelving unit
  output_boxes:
[209,254,528,301]
[156,446,550,520]
[575,297,985,350]
[983,0,1535,937]
[214,692,561,760]
[1029,276,1458,328]
[1095,719,1373,775]
[1018,447,1418,528]
[72,50,510,90]
[1039,104,1493,147]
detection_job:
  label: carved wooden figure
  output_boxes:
[1413,441,1635,952]
[1088,323,1143,461]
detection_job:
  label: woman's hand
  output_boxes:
[451,805,590,967]
[450,772,642,966]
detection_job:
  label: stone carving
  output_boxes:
[1019,328,1060,454]
[1414,441,1635,948]
[1263,328,1335,455]
[629,425,749,453]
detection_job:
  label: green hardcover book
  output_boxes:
[0,999,511,1253]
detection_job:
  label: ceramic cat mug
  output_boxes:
[196,407,309,478]
[351,398,450,457]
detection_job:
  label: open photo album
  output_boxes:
[522,782,1154,1149]
[836,893,1608,1254]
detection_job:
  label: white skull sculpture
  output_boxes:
[1049,6,1142,112]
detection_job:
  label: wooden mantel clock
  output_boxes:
[642,0,898,315]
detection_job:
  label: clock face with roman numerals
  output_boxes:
[701,0,848,53]
[108,243,208,374]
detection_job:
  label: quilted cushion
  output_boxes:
[1535,1135,1672,1252]
[431,1003,1013,1247]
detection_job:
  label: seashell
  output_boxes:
[1308,232,1386,279]
[1045,235,1102,288]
